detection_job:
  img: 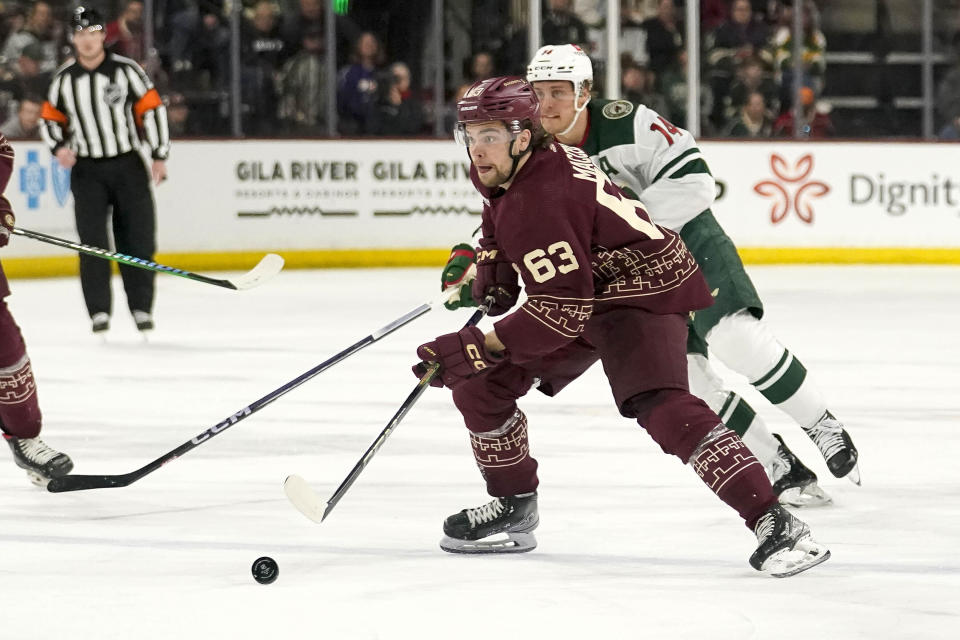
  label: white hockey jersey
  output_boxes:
[579,99,716,232]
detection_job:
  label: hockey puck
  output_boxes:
[252,556,279,584]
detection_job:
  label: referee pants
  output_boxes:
[71,152,156,319]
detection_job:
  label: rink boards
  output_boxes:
[5,138,959,276]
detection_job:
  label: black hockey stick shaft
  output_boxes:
[318,305,488,521]
[46,301,438,493]
[12,227,280,290]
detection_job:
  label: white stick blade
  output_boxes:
[231,253,285,290]
[284,474,327,523]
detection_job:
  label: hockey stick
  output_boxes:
[284,303,489,524]
[12,227,284,290]
[45,292,459,493]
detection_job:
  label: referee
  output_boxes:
[39,6,169,335]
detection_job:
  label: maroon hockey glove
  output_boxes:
[0,196,14,248]
[0,134,12,195]
[472,240,520,316]
[413,326,504,389]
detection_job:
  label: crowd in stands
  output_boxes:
[0,0,956,140]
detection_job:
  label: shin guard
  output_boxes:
[0,353,42,438]
[689,425,777,528]
[469,409,538,497]
[0,301,41,438]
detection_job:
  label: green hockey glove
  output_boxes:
[441,243,479,310]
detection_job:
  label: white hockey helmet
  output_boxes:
[526,44,594,98]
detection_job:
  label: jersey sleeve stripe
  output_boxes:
[652,147,701,183]
[668,157,713,180]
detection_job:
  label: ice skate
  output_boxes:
[769,434,832,508]
[91,312,110,334]
[749,504,830,577]
[132,310,154,333]
[440,493,538,554]
[802,410,860,484]
[4,435,74,487]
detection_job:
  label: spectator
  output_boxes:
[165,92,199,137]
[770,0,826,106]
[641,0,683,83]
[725,90,773,137]
[939,116,960,140]
[0,4,26,49]
[706,0,771,129]
[454,51,496,104]
[278,23,327,135]
[241,0,285,135]
[166,1,230,92]
[0,94,40,138]
[542,0,589,51]
[337,31,383,135]
[0,41,50,120]
[725,55,779,121]
[620,5,650,68]
[936,54,960,133]
[468,51,495,82]
[701,0,730,32]
[1,0,61,73]
[709,0,770,68]
[280,0,358,68]
[370,61,424,136]
[659,49,714,133]
[773,86,834,138]
[105,0,145,61]
[621,63,670,115]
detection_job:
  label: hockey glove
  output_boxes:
[413,326,503,389]
[0,196,14,248]
[472,240,520,316]
[441,243,478,310]
[0,134,12,195]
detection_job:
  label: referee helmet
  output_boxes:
[72,6,105,31]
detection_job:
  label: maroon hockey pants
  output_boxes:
[0,298,42,439]
[451,308,775,527]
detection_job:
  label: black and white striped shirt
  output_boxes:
[40,53,169,161]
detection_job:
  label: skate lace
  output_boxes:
[770,447,791,481]
[466,499,505,527]
[16,438,60,465]
[754,512,776,545]
[805,416,846,460]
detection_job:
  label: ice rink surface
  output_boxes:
[1,264,957,639]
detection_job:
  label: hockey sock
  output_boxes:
[686,353,780,467]
[469,409,539,496]
[707,311,828,429]
[688,425,777,529]
[0,302,42,438]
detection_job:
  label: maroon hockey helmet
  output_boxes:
[455,76,541,145]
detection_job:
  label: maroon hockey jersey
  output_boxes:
[474,142,713,364]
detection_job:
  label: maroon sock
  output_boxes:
[470,409,539,496]
[689,425,777,528]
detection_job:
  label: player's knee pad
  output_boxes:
[452,365,533,433]
[623,389,721,463]
[705,311,787,381]
[686,353,733,413]
[0,299,26,365]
